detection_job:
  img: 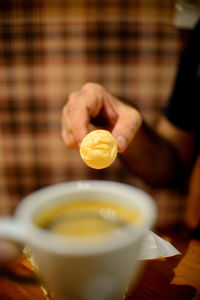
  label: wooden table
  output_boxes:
[0,233,200,300]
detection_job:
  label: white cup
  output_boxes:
[0,180,156,300]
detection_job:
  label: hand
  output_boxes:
[61,83,142,152]
[0,239,23,264]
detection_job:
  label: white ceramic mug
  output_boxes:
[0,180,157,300]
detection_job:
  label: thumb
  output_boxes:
[112,110,142,152]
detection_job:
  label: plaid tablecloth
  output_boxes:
[0,0,191,227]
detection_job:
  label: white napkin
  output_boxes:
[138,230,181,260]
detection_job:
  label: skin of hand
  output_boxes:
[61,82,142,153]
[61,82,196,187]
[0,239,23,264]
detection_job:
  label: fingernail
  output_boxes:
[116,136,126,151]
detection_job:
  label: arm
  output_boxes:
[120,117,196,187]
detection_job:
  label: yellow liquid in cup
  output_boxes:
[34,199,142,238]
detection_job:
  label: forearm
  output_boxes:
[120,121,182,187]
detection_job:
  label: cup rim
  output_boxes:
[16,180,157,255]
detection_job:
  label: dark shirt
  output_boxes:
[165,19,200,143]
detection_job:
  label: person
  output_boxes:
[1,19,199,264]
[61,19,200,228]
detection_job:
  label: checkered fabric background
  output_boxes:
[0,0,191,227]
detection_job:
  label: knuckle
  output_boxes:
[71,126,80,135]
[61,130,75,148]
[128,113,142,133]
[83,82,95,90]
[61,130,69,145]
[62,104,68,115]
[68,91,79,101]
[132,109,142,127]
[83,82,102,92]
[63,100,76,115]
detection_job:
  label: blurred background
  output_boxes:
[0,0,198,229]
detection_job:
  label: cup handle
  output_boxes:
[0,217,26,249]
[0,217,26,263]
[0,217,40,284]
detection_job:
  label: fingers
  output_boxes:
[61,91,89,148]
[61,82,142,153]
[61,126,77,148]
[112,107,142,153]
[0,239,22,264]
[61,83,117,148]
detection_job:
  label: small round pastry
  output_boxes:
[80,129,118,169]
